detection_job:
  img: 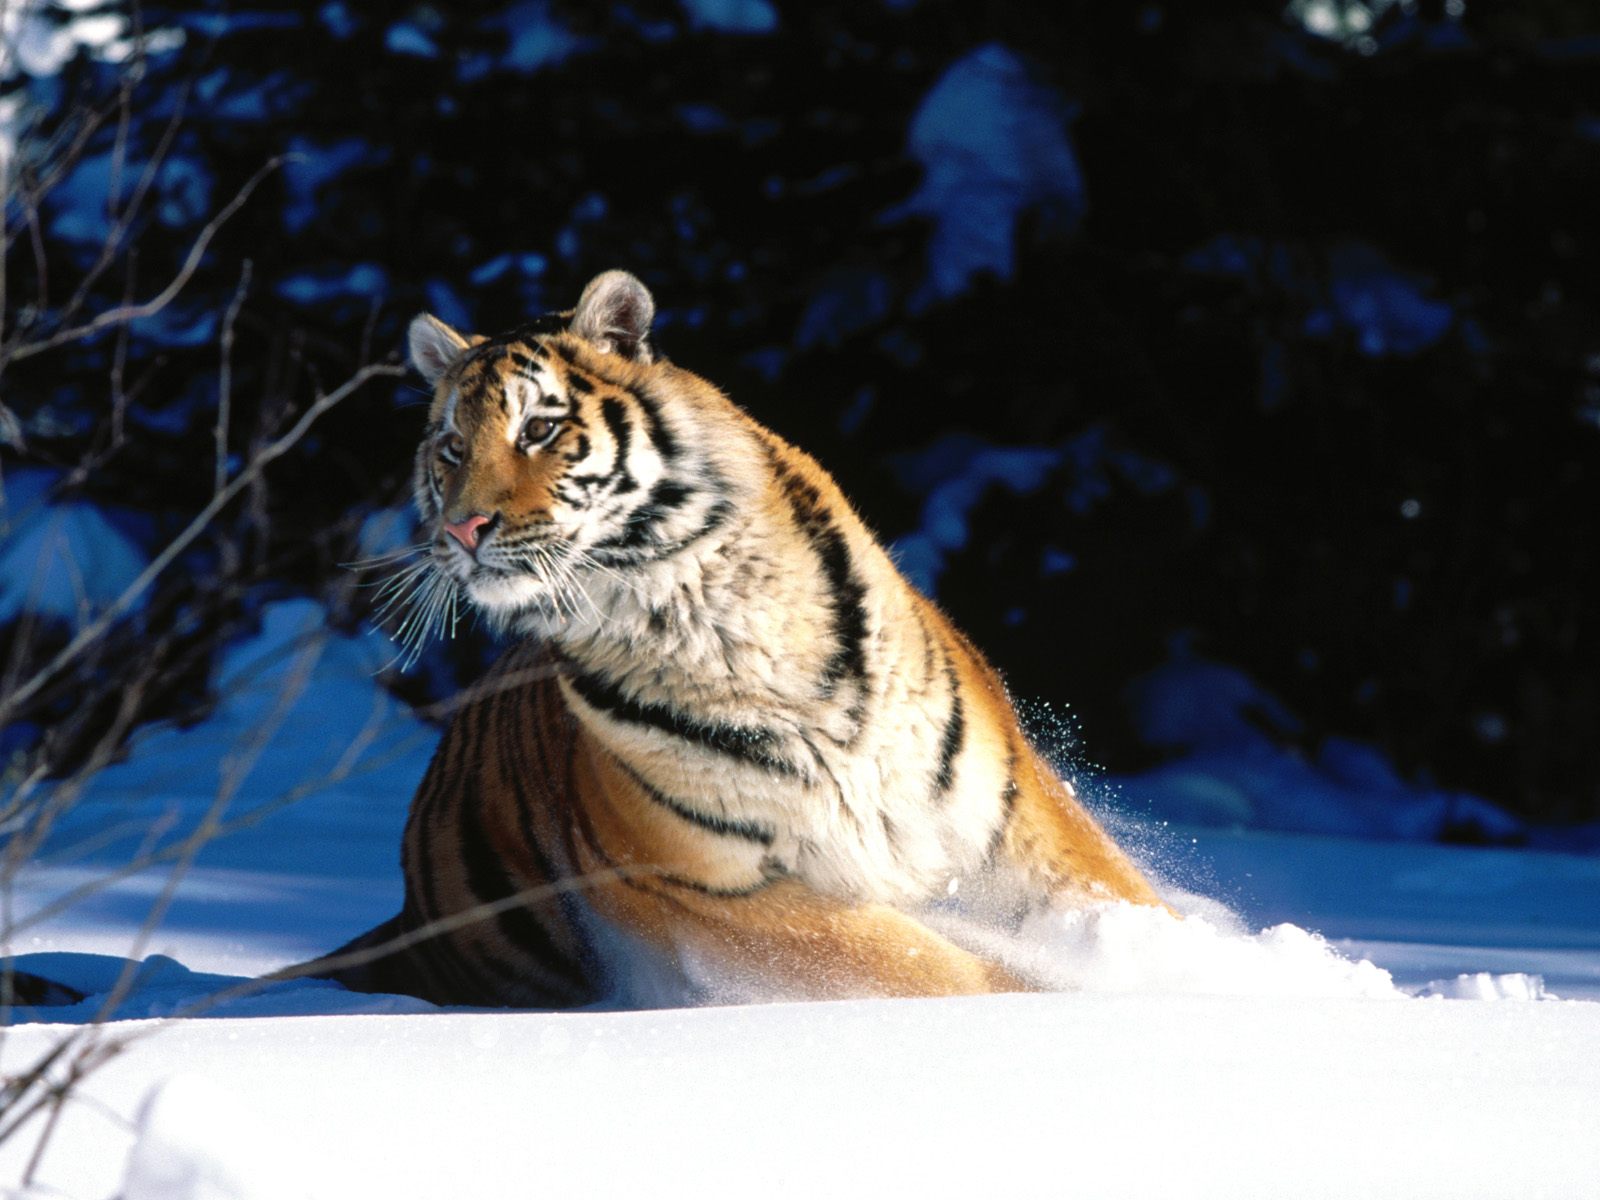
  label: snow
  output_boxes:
[1185,235,1454,358]
[6,989,1600,1198]
[3,599,1598,1197]
[890,44,1087,304]
[281,136,387,234]
[0,469,148,626]
[1113,649,1525,842]
[889,427,1179,593]
[486,2,587,73]
[890,433,1064,592]
[680,0,779,36]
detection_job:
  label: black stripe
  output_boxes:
[590,478,695,554]
[616,759,775,846]
[631,383,678,462]
[932,659,965,801]
[491,686,591,995]
[564,371,594,394]
[454,766,583,989]
[566,669,797,777]
[589,492,733,567]
[986,752,1020,862]
[570,396,636,494]
[416,705,506,999]
[651,868,777,898]
[601,396,636,493]
[766,447,869,697]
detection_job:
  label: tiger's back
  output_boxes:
[321,270,1162,1007]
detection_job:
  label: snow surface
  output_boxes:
[2,599,1598,1197]
[890,43,1087,304]
[0,468,149,626]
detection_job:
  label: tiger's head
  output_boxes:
[401,270,744,641]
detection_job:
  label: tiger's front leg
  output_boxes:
[567,743,1031,1001]
[584,870,1033,1001]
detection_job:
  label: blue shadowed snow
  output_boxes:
[357,507,419,560]
[1317,241,1454,357]
[130,305,219,348]
[48,151,120,244]
[283,137,388,234]
[424,280,473,332]
[0,469,149,626]
[386,22,438,58]
[889,434,1064,593]
[1185,235,1453,358]
[320,3,357,39]
[492,2,586,72]
[174,11,301,38]
[795,267,895,349]
[62,599,436,864]
[890,426,1180,592]
[1114,649,1523,843]
[277,263,389,306]
[194,69,298,123]
[680,0,779,35]
[157,155,214,227]
[889,44,1087,305]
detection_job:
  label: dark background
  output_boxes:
[4,0,1598,829]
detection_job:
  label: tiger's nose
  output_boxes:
[443,513,493,553]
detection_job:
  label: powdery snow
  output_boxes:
[5,993,1600,1199]
[3,597,1598,1197]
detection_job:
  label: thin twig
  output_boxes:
[0,360,405,726]
[215,260,252,495]
[5,155,289,364]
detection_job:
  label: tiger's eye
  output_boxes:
[439,432,465,463]
[519,417,557,449]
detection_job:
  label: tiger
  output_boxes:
[318,269,1165,1007]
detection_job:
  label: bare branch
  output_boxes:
[4,154,289,365]
[215,260,252,495]
[0,359,405,726]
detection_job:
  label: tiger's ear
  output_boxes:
[408,313,472,386]
[571,270,655,363]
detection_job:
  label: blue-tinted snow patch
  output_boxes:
[795,267,895,349]
[890,426,1182,592]
[676,103,731,134]
[48,152,120,244]
[498,2,586,71]
[1317,241,1454,357]
[1185,235,1453,359]
[157,155,214,227]
[277,263,389,306]
[461,2,586,80]
[888,44,1086,305]
[385,22,438,57]
[681,0,778,34]
[424,279,473,332]
[1115,649,1524,842]
[321,3,357,39]
[174,11,302,38]
[357,507,419,562]
[283,137,388,234]
[0,476,149,626]
[889,433,1064,593]
[130,306,218,347]
[195,68,294,122]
